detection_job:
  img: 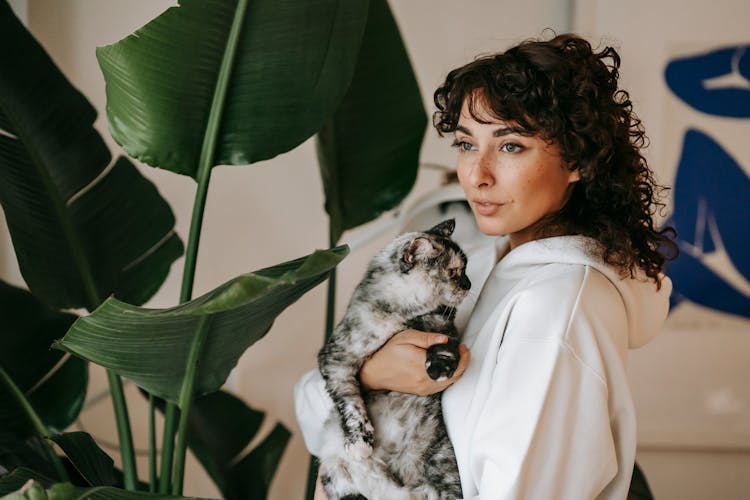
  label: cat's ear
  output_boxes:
[426,218,455,237]
[400,237,434,272]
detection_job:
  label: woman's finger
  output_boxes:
[450,344,471,381]
[396,328,449,348]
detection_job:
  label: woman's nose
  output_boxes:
[468,151,494,188]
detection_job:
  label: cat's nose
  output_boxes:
[459,274,471,290]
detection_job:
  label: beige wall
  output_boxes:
[3,1,748,499]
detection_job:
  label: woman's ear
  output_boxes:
[567,164,581,183]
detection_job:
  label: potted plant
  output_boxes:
[0,0,425,497]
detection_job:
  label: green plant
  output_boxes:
[0,0,425,498]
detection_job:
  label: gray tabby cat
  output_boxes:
[318,219,470,500]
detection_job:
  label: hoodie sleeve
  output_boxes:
[463,267,625,500]
[294,369,333,457]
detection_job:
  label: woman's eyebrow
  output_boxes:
[455,125,516,137]
[492,127,516,137]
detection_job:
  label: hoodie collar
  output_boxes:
[492,235,672,349]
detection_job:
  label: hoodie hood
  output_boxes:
[492,235,672,349]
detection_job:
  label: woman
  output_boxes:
[296,33,677,499]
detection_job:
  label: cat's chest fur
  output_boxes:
[332,300,408,360]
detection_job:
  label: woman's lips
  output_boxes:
[473,200,503,216]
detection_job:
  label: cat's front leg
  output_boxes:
[425,337,460,381]
[319,359,375,459]
[336,383,375,459]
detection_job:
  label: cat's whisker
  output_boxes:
[442,306,453,321]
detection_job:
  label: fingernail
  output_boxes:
[436,335,448,343]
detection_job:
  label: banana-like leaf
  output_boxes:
[179,391,262,492]
[55,247,348,403]
[0,437,57,483]
[224,424,289,500]
[97,0,370,178]
[0,3,183,310]
[151,391,288,499]
[0,282,84,443]
[0,468,210,499]
[0,467,55,496]
[47,433,116,488]
[316,0,426,243]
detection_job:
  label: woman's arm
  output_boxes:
[294,329,470,456]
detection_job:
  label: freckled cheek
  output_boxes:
[505,169,549,209]
[497,170,528,200]
[456,162,473,192]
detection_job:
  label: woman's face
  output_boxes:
[455,97,580,249]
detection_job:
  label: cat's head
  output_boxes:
[388,218,471,309]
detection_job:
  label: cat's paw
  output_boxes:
[426,340,460,381]
[345,438,373,460]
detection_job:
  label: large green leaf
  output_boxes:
[0,2,183,310]
[97,0,370,178]
[0,468,210,499]
[55,247,348,403]
[47,433,116,488]
[180,391,262,491]
[316,0,426,243]
[151,390,288,499]
[0,438,57,483]
[0,282,85,451]
[0,468,56,496]
[224,424,289,500]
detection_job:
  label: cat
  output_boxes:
[317,218,470,500]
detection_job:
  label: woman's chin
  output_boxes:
[474,219,509,237]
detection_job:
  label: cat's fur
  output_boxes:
[317,219,470,500]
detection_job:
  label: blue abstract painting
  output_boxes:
[666,45,750,117]
[664,45,750,319]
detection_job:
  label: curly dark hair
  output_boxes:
[433,33,678,288]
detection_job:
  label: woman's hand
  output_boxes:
[359,329,470,396]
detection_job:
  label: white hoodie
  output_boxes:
[295,232,672,500]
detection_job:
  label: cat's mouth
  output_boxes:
[446,288,469,304]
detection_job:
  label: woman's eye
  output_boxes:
[501,143,523,153]
[451,140,475,152]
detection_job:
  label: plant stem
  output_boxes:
[149,395,157,492]
[158,404,177,494]
[171,316,211,495]
[161,0,250,494]
[179,0,248,304]
[0,364,69,482]
[305,232,338,499]
[108,371,137,490]
[325,269,337,341]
